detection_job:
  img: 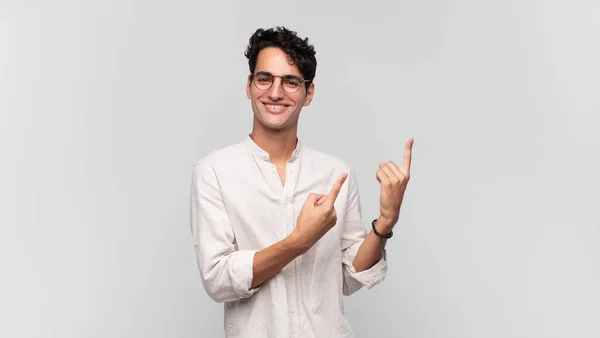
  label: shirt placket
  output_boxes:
[282,159,301,337]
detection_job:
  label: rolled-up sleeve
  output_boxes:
[190,162,260,303]
[340,168,388,296]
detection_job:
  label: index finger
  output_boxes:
[401,138,414,174]
[324,173,348,206]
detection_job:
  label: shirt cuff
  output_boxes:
[229,250,261,298]
[344,250,388,289]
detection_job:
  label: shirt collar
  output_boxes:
[244,135,302,162]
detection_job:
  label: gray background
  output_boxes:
[1,0,599,337]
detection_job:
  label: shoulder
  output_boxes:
[191,141,249,184]
[301,143,356,176]
[193,140,246,170]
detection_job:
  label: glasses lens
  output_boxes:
[282,76,302,93]
[254,73,273,91]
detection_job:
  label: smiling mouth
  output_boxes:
[262,102,289,114]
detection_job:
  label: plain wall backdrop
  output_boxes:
[1,0,599,337]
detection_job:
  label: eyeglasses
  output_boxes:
[250,71,310,94]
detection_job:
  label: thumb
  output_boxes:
[316,194,327,206]
[306,193,324,205]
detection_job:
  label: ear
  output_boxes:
[246,75,252,99]
[303,82,315,106]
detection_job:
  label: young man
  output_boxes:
[190,26,414,337]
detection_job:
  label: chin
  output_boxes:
[261,120,290,131]
[257,112,293,130]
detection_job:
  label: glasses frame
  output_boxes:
[250,71,311,94]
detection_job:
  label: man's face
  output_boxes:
[246,47,314,132]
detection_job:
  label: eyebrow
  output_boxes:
[255,71,302,78]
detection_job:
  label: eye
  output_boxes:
[284,78,301,87]
[256,76,272,83]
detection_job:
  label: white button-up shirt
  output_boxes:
[190,136,387,338]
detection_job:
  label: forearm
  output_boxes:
[199,235,306,302]
[251,233,306,288]
[352,216,394,272]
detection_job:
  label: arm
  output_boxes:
[191,162,259,303]
[353,138,414,272]
[191,163,346,301]
[192,163,306,302]
[254,174,350,288]
[351,217,393,272]
[339,169,389,296]
[250,234,304,288]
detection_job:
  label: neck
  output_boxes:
[250,123,298,164]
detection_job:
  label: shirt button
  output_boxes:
[284,198,291,205]
[290,307,295,313]
[194,241,199,247]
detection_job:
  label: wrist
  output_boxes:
[285,231,310,255]
[376,215,396,234]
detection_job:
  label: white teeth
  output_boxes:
[265,104,286,112]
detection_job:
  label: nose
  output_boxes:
[268,77,285,101]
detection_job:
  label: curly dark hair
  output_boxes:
[244,26,317,87]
